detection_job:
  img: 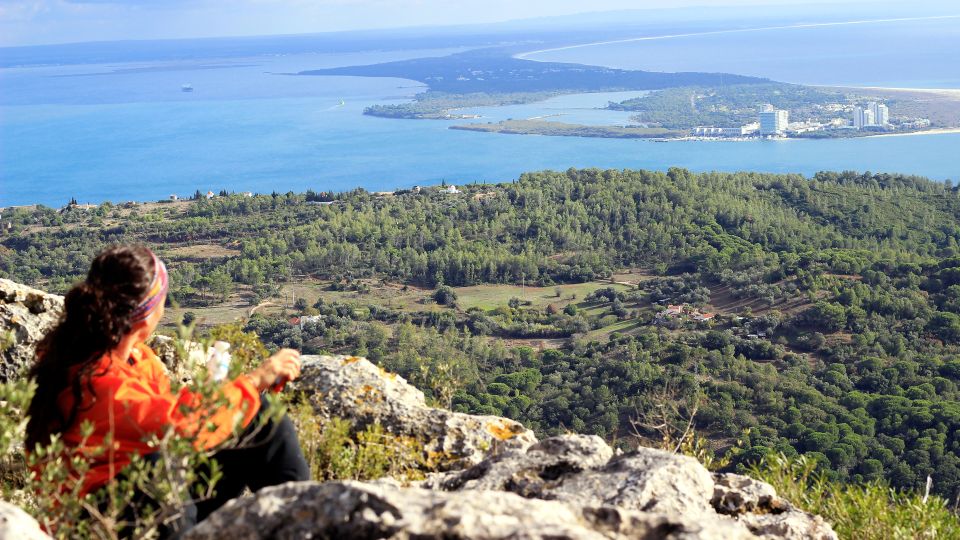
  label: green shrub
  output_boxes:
[290,401,424,483]
[749,453,960,540]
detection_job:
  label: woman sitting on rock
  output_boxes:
[23,245,310,536]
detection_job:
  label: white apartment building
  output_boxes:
[854,102,889,129]
[759,109,789,135]
[871,102,890,126]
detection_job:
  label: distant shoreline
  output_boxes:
[838,86,960,98]
[515,15,960,60]
[861,127,960,139]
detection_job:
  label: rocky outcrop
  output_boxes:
[213,355,836,539]
[0,500,51,540]
[0,279,63,382]
[295,355,536,469]
[417,434,835,539]
[187,435,835,540]
[185,480,759,540]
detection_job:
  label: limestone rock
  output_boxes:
[737,511,838,540]
[422,434,613,494]
[710,474,837,540]
[295,355,536,469]
[425,435,714,515]
[423,435,835,539]
[0,500,51,540]
[184,481,757,540]
[148,334,181,374]
[711,473,781,515]
[0,279,63,382]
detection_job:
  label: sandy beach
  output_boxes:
[843,86,960,99]
[861,127,960,139]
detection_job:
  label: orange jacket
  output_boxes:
[56,342,261,496]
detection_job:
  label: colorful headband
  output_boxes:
[130,251,168,323]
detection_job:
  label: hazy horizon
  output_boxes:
[2,0,956,48]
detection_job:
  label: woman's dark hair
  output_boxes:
[25,245,156,450]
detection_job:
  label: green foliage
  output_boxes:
[432,285,458,306]
[290,402,424,483]
[750,454,960,540]
[207,322,271,374]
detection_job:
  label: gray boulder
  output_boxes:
[295,355,536,469]
[421,434,836,540]
[0,279,63,382]
[0,500,51,540]
[711,474,836,539]
[184,481,758,540]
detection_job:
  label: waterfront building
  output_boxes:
[853,106,877,129]
[855,103,888,129]
[871,102,890,126]
[759,109,789,135]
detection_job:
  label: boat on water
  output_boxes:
[181,84,194,93]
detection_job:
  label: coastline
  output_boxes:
[860,127,960,139]
[837,86,960,99]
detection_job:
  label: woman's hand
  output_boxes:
[247,348,302,392]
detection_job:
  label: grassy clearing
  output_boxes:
[455,282,631,311]
[160,278,634,335]
[166,244,240,260]
[583,318,642,342]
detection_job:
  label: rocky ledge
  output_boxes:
[0,279,837,539]
[0,279,64,383]
[187,353,835,540]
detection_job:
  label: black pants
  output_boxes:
[106,403,310,539]
[193,406,310,522]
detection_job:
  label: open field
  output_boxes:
[583,318,645,342]
[159,278,636,336]
[167,243,241,261]
[453,282,632,311]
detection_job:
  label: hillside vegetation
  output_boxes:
[3,167,960,502]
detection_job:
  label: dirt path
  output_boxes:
[248,301,279,317]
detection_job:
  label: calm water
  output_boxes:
[2,19,959,207]
[524,16,960,88]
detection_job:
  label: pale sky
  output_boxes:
[0,0,951,47]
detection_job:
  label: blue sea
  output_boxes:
[1,17,959,207]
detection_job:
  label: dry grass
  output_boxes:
[166,244,240,260]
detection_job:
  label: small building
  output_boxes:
[242,192,254,198]
[298,315,324,329]
[169,194,179,201]
[442,185,461,194]
[206,191,215,199]
[656,305,686,320]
